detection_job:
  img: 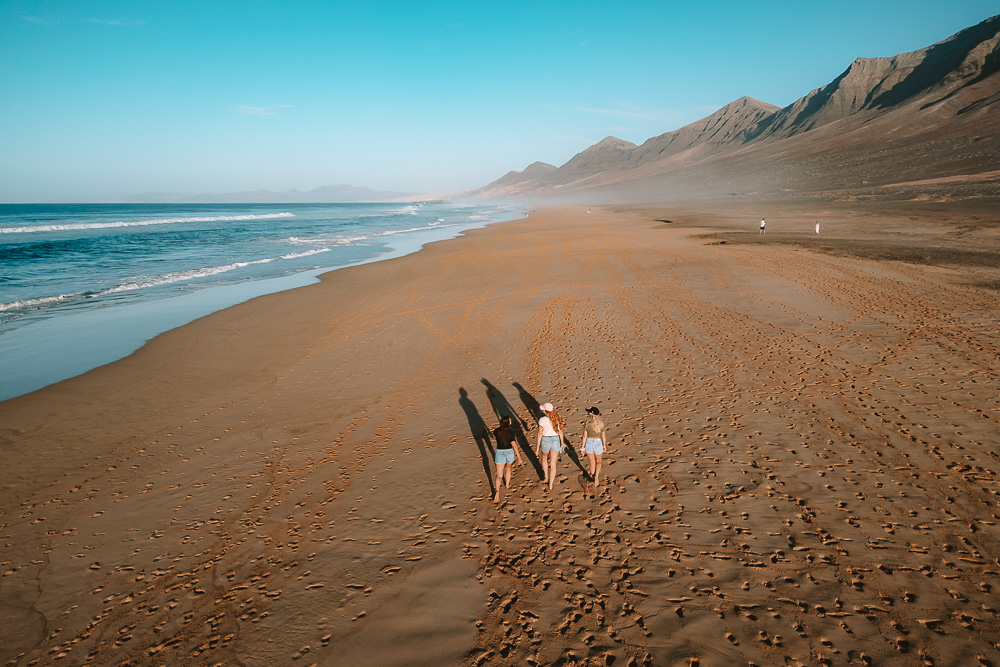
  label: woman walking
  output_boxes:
[580,407,608,489]
[492,415,523,503]
[534,402,565,490]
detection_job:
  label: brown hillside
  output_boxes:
[472,15,1000,204]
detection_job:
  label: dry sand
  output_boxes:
[2,205,999,666]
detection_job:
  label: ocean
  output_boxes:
[0,202,519,401]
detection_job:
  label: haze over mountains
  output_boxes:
[472,15,1000,204]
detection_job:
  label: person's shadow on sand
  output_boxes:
[512,382,589,478]
[482,379,544,480]
[459,387,495,498]
[482,378,529,430]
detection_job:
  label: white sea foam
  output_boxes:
[2,247,334,313]
[280,248,332,260]
[375,222,456,237]
[101,259,278,295]
[0,212,295,234]
[287,235,369,246]
[1,204,515,324]
[347,205,418,221]
[0,293,81,312]
[100,247,336,296]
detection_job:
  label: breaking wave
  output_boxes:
[0,212,296,235]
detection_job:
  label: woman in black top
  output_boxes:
[492,415,523,503]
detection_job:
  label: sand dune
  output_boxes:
[1,205,999,666]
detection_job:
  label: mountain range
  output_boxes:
[470,15,1000,204]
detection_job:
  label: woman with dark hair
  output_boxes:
[534,402,565,490]
[581,406,608,489]
[492,415,522,502]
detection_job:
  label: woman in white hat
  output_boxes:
[534,402,565,490]
[580,406,608,489]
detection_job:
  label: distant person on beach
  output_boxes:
[815,221,820,234]
[534,402,565,490]
[581,406,608,489]
[492,415,523,503]
[759,218,766,235]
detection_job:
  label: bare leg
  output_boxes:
[594,454,603,487]
[548,452,559,490]
[493,465,502,503]
[586,451,596,480]
[503,462,512,489]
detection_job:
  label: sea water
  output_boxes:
[0,202,518,401]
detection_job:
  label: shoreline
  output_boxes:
[2,204,999,666]
[0,208,522,402]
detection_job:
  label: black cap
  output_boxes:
[585,406,601,415]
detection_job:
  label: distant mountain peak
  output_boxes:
[590,136,637,150]
[522,161,558,174]
[471,14,1000,203]
[762,14,1000,136]
[725,96,778,110]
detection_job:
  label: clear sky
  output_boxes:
[1,1,997,202]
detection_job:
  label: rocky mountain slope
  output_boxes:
[471,15,1000,203]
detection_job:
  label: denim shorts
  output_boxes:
[495,449,515,465]
[584,437,604,454]
[540,435,562,453]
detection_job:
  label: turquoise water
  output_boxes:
[0,202,518,400]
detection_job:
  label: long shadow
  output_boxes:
[459,387,495,498]
[560,431,590,478]
[483,379,544,480]
[482,378,529,430]
[513,381,541,420]
[512,382,589,478]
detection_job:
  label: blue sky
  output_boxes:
[1,1,996,201]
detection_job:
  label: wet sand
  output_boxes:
[2,205,999,666]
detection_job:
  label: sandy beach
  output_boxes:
[2,205,999,666]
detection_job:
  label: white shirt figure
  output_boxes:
[759,219,766,234]
[815,221,820,234]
